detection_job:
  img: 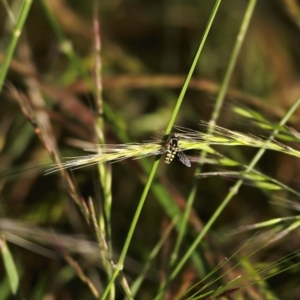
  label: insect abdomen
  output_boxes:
[165,134,179,164]
[165,149,177,164]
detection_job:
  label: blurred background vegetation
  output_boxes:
[1,0,300,299]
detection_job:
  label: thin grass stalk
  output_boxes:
[0,3,32,293]
[93,0,113,250]
[38,1,120,257]
[93,3,115,298]
[88,197,109,252]
[210,0,258,125]
[170,94,300,281]
[87,197,117,284]
[100,5,220,300]
[63,251,99,298]
[39,0,115,237]
[169,0,222,267]
[163,1,220,134]
[0,0,33,93]
[167,0,258,290]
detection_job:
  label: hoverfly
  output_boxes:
[164,133,191,167]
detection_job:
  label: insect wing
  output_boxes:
[178,151,191,167]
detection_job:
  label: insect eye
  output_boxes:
[170,138,178,147]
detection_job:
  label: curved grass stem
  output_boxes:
[169,0,257,271]
[100,1,220,298]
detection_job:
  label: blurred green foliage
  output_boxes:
[1,0,300,299]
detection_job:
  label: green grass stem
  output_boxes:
[92,4,115,298]
[168,0,256,291]
[164,0,220,135]
[0,0,33,93]
[170,93,300,281]
[100,1,220,297]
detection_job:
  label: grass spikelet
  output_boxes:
[45,122,300,175]
[45,141,165,174]
[178,123,300,157]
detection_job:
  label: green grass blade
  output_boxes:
[100,1,220,298]
[0,0,33,93]
[0,238,20,296]
[164,0,220,134]
[168,0,257,284]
